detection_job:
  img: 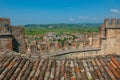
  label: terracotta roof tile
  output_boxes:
[0,54,119,80]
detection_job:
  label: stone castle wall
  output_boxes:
[100,18,120,54]
[0,18,27,53]
[0,35,13,50]
[0,18,11,33]
[0,18,13,50]
[1,17,120,56]
[12,26,27,53]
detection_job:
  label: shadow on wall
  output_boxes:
[12,36,20,53]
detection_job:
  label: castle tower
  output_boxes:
[0,18,13,50]
[100,18,120,54]
[0,18,11,33]
[0,18,27,53]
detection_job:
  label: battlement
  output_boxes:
[0,18,10,26]
[0,18,10,21]
[12,26,25,32]
[104,18,120,28]
[12,26,24,29]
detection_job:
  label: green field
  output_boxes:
[25,23,100,35]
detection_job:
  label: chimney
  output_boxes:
[111,18,116,27]
[104,18,109,27]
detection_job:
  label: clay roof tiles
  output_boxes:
[0,53,120,80]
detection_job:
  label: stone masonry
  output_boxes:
[0,18,27,53]
[100,18,120,54]
[0,18,13,50]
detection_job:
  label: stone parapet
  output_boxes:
[104,18,120,28]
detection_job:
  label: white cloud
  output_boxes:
[110,9,120,14]
[78,16,99,21]
[78,16,88,19]
[69,18,74,21]
[90,18,98,21]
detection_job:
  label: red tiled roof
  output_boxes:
[0,54,120,80]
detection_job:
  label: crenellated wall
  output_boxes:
[100,18,120,54]
[104,18,120,28]
[1,17,120,56]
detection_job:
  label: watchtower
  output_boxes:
[0,18,13,50]
[100,18,120,54]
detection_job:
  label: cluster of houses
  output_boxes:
[1,18,120,58]
[26,32,100,54]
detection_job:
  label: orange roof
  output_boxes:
[0,53,120,80]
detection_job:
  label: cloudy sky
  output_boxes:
[0,0,120,25]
